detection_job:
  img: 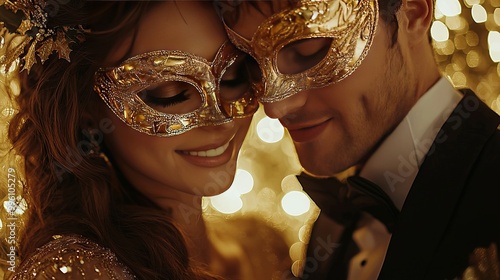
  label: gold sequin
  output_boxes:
[11,235,136,279]
[462,243,500,280]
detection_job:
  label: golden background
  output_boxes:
[1,0,499,277]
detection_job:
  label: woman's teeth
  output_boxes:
[187,143,229,157]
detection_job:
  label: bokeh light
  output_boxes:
[281,191,311,217]
[437,0,462,17]
[256,116,285,143]
[433,0,500,115]
[488,31,500,62]
[209,193,243,214]
[281,174,304,193]
[208,169,254,214]
[228,169,254,195]
[431,21,450,42]
[471,4,488,23]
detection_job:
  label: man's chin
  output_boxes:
[301,168,332,178]
[298,156,336,177]
[297,147,356,179]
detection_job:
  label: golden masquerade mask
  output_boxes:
[94,41,259,137]
[222,0,378,103]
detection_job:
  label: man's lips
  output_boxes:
[285,119,331,143]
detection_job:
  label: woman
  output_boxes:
[0,1,290,279]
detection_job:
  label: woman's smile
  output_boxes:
[179,142,230,157]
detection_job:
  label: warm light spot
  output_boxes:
[431,21,450,42]
[228,169,254,195]
[466,50,481,67]
[465,0,482,6]
[435,6,445,19]
[291,260,305,277]
[436,0,462,17]
[434,40,456,56]
[257,187,277,205]
[209,193,243,214]
[289,242,306,261]
[466,31,480,46]
[452,72,468,87]
[446,16,467,30]
[281,174,304,192]
[298,225,310,243]
[488,31,500,62]
[256,116,285,143]
[454,34,468,50]
[281,191,311,216]
[494,8,500,26]
[472,4,488,23]
[453,52,468,70]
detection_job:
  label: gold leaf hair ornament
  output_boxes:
[0,0,87,73]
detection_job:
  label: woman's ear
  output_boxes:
[398,0,434,43]
[80,110,98,130]
[81,92,109,129]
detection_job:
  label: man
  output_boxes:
[218,0,500,279]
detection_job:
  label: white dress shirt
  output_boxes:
[348,77,463,279]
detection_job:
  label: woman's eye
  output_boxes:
[140,89,189,108]
[137,81,202,114]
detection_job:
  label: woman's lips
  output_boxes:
[183,142,230,157]
[177,141,234,167]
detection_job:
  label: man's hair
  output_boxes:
[379,0,403,45]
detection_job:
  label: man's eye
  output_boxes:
[220,70,247,88]
[293,37,331,57]
[278,37,332,74]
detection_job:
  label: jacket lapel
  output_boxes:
[378,91,500,279]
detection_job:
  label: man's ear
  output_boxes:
[398,0,434,43]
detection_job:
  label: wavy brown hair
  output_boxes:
[3,1,219,279]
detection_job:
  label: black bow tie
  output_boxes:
[296,173,400,280]
[296,173,400,232]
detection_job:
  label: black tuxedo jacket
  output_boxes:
[378,90,500,279]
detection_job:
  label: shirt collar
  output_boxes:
[358,77,463,210]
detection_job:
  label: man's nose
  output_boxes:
[262,90,308,119]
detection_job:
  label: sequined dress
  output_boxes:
[11,235,135,279]
[8,215,296,280]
